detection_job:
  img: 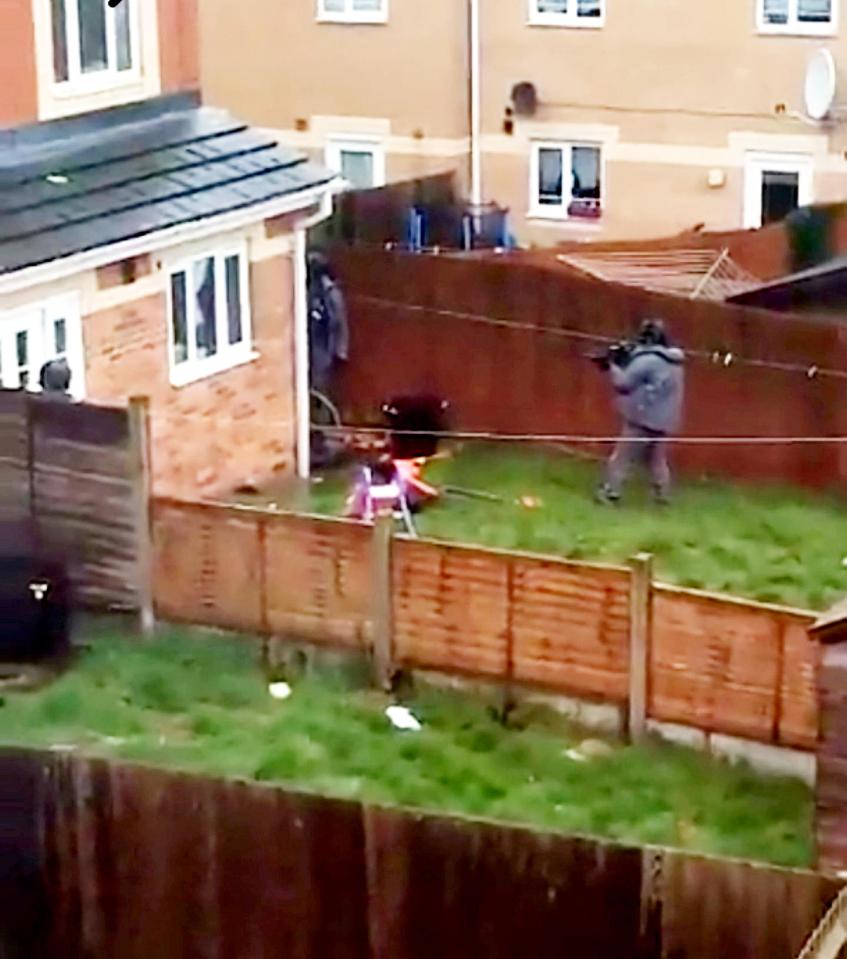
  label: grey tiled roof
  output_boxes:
[0,93,334,276]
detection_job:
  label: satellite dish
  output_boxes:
[804,48,837,121]
[511,82,538,117]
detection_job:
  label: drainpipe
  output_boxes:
[469,0,482,209]
[293,188,335,480]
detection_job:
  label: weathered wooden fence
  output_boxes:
[0,390,150,613]
[0,749,839,959]
[153,498,818,753]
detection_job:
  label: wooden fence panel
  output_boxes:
[2,750,838,959]
[32,401,137,608]
[0,390,29,524]
[264,513,371,647]
[650,588,818,747]
[149,499,821,751]
[779,616,819,750]
[392,539,510,678]
[651,589,783,741]
[659,850,841,959]
[511,557,630,700]
[153,500,263,633]
[364,806,643,959]
[38,755,371,959]
[0,392,140,610]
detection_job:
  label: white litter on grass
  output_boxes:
[385,705,422,732]
[269,681,292,701]
[564,748,589,763]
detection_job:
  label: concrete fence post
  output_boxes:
[128,396,155,636]
[371,505,395,691]
[628,552,654,743]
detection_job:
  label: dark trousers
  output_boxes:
[603,423,671,499]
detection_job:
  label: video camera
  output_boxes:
[586,339,636,371]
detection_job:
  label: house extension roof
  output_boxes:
[0,92,335,277]
[556,248,761,301]
[727,256,847,311]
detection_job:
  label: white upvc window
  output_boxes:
[326,138,387,190]
[757,0,836,35]
[529,141,603,220]
[167,248,255,388]
[317,0,388,24]
[529,0,604,27]
[743,152,814,228]
[49,0,141,89]
[0,295,86,399]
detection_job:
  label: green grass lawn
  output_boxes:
[286,444,847,611]
[0,621,813,868]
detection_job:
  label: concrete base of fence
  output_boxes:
[413,669,625,736]
[647,719,816,787]
[262,637,815,785]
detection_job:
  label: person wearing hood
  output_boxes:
[307,250,349,395]
[596,318,685,505]
[37,358,73,402]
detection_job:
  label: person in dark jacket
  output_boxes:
[307,251,349,395]
[596,319,685,505]
[37,358,72,401]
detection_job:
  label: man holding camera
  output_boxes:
[592,318,685,506]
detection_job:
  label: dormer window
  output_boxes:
[50,0,138,86]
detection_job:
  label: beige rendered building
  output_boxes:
[199,0,847,245]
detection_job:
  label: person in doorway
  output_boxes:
[307,251,349,468]
[307,250,349,396]
[595,318,685,506]
[37,358,72,402]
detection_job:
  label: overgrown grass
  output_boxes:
[288,444,847,610]
[0,622,813,868]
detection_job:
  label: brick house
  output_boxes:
[0,0,337,498]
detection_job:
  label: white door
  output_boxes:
[0,298,84,398]
[0,313,45,391]
[743,153,814,229]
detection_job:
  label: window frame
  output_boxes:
[756,0,837,36]
[528,0,605,28]
[325,137,387,190]
[742,152,814,228]
[528,140,604,222]
[0,294,86,399]
[50,0,143,94]
[316,0,389,25]
[166,245,255,389]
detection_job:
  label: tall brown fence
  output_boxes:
[0,390,147,610]
[0,749,839,959]
[330,248,847,490]
[153,499,818,751]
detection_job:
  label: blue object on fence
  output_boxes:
[407,207,426,252]
[461,213,473,251]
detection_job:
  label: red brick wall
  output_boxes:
[0,0,38,125]
[157,0,199,94]
[84,255,296,499]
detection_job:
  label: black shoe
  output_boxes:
[653,489,670,506]
[595,485,620,506]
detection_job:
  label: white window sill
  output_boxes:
[52,71,144,100]
[169,349,259,389]
[527,16,605,28]
[528,213,604,231]
[316,13,388,24]
[756,23,837,36]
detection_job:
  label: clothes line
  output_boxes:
[348,293,847,382]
